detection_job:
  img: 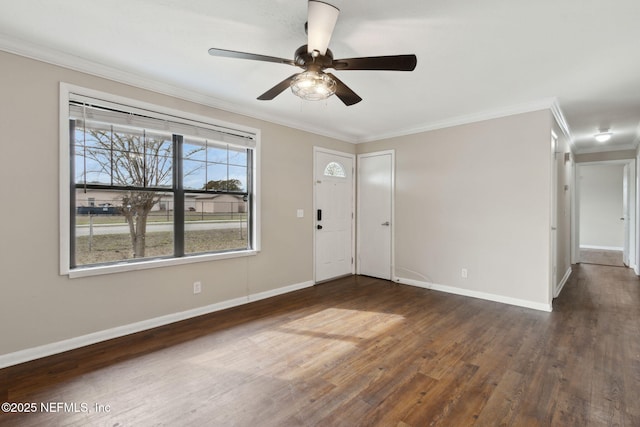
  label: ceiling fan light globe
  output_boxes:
[291,71,336,101]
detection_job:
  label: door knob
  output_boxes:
[381,221,390,226]
[317,224,323,230]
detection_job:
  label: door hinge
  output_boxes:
[351,257,354,264]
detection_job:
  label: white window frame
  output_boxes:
[59,83,261,278]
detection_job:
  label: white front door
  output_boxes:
[357,151,394,280]
[314,148,354,282]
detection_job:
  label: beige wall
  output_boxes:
[0,51,353,356]
[357,110,554,306]
[575,150,636,163]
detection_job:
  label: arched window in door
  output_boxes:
[324,161,346,178]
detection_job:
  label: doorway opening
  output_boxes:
[574,160,636,269]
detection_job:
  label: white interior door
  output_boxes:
[357,151,393,280]
[623,164,629,265]
[628,161,637,271]
[314,149,354,282]
[551,134,558,299]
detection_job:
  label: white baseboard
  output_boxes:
[395,277,552,312]
[0,280,314,369]
[554,267,572,298]
[579,245,624,251]
[247,281,313,302]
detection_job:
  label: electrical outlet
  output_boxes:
[461,268,468,279]
[193,281,202,294]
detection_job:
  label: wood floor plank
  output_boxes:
[359,371,439,427]
[402,362,479,426]
[2,264,640,426]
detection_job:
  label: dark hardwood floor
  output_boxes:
[1,264,639,426]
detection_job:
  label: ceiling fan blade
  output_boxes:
[208,48,296,66]
[257,74,299,100]
[307,1,339,55]
[333,54,417,71]
[326,73,362,106]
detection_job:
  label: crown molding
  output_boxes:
[0,34,356,143]
[633,121,640,149]
[550,99,573,143]
[355,97,564,143]
[0,34,577,146]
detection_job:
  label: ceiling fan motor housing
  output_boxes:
[294,45,334,69]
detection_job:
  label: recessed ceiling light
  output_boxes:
[594,131,613,143]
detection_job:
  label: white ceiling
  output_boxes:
[1,0,640,152]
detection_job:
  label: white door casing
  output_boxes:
[628,162,637,271]
[550,133,558,301]
[314,148,355,282]
[623,164,630,266]
[357,150,394,280]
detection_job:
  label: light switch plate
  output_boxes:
[297,209,304,218]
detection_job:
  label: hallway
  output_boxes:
[549,262,640,425]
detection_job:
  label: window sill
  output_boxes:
[66,250,258,279]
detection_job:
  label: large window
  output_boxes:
[63,88,258,275]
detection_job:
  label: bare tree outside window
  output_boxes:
[80,127,174,258]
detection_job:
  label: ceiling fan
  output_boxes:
[208,0,417,106]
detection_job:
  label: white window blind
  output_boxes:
[69,93,256,149]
